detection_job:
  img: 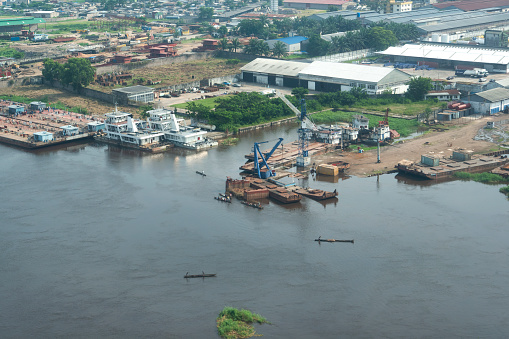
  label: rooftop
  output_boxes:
[241,58,310,77]
[112,85,154,95]
[298,61,410,84]
[268,36,308,45]
[283,0,348,4]
[473,88,509,102]
[378,43,509,65]
[433,0,509,11]
[0,17,46,27]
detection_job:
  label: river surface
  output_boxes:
[1,125,509,338]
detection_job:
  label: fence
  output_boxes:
[307,49,374,63]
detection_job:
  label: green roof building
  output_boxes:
[0,17,46,33]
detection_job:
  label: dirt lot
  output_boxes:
[0,85,134,115]
[315,114,509,177]
[88,58,247,92]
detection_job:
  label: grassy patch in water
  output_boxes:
[500,185,509,196]
[452,172,509,184]
[217,307,267,339]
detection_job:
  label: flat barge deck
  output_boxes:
[241,141,332,173]
[397,153,509,180]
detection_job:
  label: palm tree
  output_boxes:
[258,41,270,56]
[244,38,259,54]
[219,38,229,51]
[271,41,287,58]
[231,38,241,53]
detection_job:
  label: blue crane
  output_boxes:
[253,138,284,179]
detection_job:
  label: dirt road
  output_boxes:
[316,114,509,177]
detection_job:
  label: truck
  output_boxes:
[32,34,49,42]
[463,68,489,77]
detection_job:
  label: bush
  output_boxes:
[217,307,267,339]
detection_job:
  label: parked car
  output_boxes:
[479,78,487,82]
[446,76,454,80]
[232,83,242,87]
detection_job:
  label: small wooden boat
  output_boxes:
[315,238,354,243]
[184,272,217,278]
[196,171,206,176]
[241,200,263,209]
[214,196,231,203]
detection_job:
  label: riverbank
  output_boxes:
[313,114,509,178]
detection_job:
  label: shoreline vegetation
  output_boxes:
[217,307,268,339]
[453,172,509,197]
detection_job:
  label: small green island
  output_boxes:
[217,307,268,339]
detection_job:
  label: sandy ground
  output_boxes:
[315,114,509,177]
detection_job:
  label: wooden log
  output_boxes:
[315,239,354,243]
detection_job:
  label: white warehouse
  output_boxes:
[240,58,411,95]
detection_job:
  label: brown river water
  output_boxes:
[1,125,508,338]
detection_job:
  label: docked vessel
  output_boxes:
[96,107,168,152]
[147,108,218,150]
[292,187,338,201]
[269,187,302,204]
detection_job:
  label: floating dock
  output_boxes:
[397,152,509,180]
[0,102,101,149]
[241,141,332,173]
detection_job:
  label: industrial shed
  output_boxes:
[283,0,352,10]
[298,61,411,94]
[265,36,308,52]
[378,43,509,73]
[240,58,310,88]
[465,88,509,115]
[240,58,411,94]
[112,85,155,104]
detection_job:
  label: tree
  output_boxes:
[218,25,228,37]
[366,26,398,51]
[61,58,96,93]
[231,38,241,52]
[42,58,63,85]
[406,77,432,102]
[219,38,229,51]
[199,7,214,21]
[139,104,153,119]
[291,87,308,100]
[306,34,330,57]
[271,41,287,58]
[327,5,339,11]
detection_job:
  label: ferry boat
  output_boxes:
[146,108,218,150]
[97,107,167,150]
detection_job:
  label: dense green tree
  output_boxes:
[199,7,214,21]
[219,38,229,51]
[406,77,432,101]
[42,58,64,85]
[61,58,96,93]
[218,25,228,37]
[306,34,330,57]
[291,87,309,100]
[238,19,265,37]
[271,41,288,58]
[366,26,398,51]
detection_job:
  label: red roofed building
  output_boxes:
[283,0,353,10]
[433,0,509,11]
[149,44,178,58]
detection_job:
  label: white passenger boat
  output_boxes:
[146,108,218,150]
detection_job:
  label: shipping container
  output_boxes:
[452,151,472,161]
[10,37,20,41]
[317,164,339,176]
[421,155,440,167]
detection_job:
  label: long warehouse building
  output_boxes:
[240,58,411,94]
[378,43,509,73]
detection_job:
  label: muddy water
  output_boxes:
[1,125,508,338]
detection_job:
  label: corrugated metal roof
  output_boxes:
[418,12,509,33]
[298,61,410,84]
[495,77,509,87]
[433,0,509,11]
[474,88,509,102]
[268,36,308,45]
[113,85,154,95]
[240,58,310,77]
[378,43,509,66]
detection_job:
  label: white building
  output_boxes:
[466,87,509,115]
